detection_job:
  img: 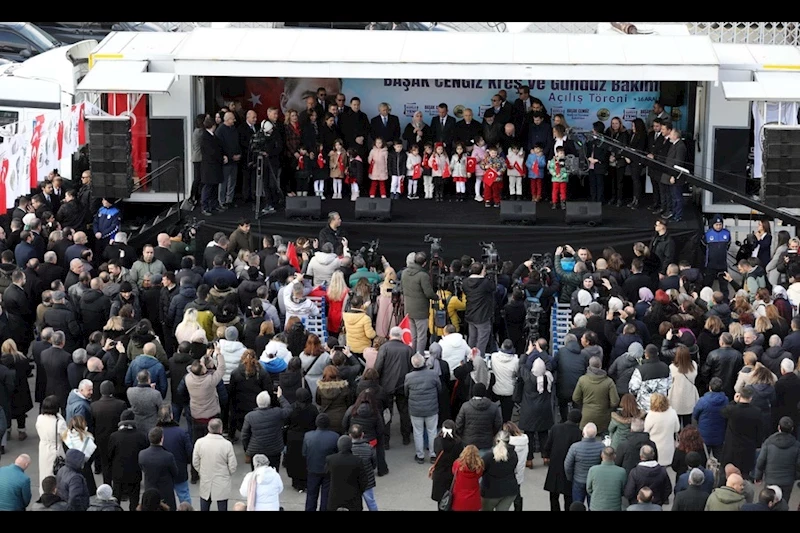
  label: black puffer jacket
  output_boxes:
[754,431,800,487]
[168,351,193,401]
[79,289,112,339]
[553,340,588,401]
[455,397,502,450]
[241,396,292,456]
[480,444,519,499]
[43,303,82,353]
[342,401,385,442]
[237,279,263,314]
[56,448,90,511]
[624,462,672,505]
[230,364,272,420]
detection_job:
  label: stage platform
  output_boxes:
[194,195,705,268]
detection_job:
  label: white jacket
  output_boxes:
[218,339,245,384]
[239,466,283,511]
[261,339,292,363]
[306,252,341,286]
[788,282,800,308]
[509,433,529,485]
[490,351,519,397]
[283,280,320,327]
[439,333,471,380]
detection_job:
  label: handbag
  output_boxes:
[438,468,457,511]
[52,418,66,475]
[428,450,444,479]
[702,442,720,486]
[382,407,392,425]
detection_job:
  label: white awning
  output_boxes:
[168,28,719,81]
[722,71,800,101]
[77,60,175,94]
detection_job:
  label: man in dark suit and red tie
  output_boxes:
[429,103,456,153]
[369,102,401,147]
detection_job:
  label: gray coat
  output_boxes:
[404,367,441,418]
[126,385,163,436]
[375,339,414,393]
[754,431,800,488]
[401,264,437,319]
[564,437,604,484]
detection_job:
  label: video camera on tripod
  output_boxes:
[356,239,382,271]
[479,241,500,278]
[424,234,443,260]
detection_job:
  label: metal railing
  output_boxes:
[118,156,184,205]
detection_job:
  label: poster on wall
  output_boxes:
[241,77,688,134]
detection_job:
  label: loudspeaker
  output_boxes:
[659,81,685,108]
[87,117,132,200]
[564,201,602,225]
[761,127,800,208]
[499,200,537,224]
[355,197,392,220]
[285,196,322,219]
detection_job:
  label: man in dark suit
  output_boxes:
[298,95,319,128]
[370,102,401,147]
[453,108,483,151]
[200,116,225,216]
[663,128,688,222]
[215,112,241,209]
[655,121,674,219]
[41,331,72,415]
[429,103,457,152]
[315,87,330,118]
[325,435,368,511]
[138,426,179,511]
[647,117,668,212]
[238,110,259,203]
[91,380,127,485]
[513,85,537,144]
[489,93,513,129]
[340,97,370,148]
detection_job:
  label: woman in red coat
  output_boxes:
[324,271,349,337]
[450,444,484,511]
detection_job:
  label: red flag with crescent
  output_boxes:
[285,241,301,270]
[466,157,476,173]
[412,163,421,179]
[298,157,305,170]
[398,315,413,347]
[338,153,345,174]
[514,161,524,174]
[442,162,451,179]
[317,152,325,169]
[431,156,439,172]
[531,159,539,176]
[0,158,8,215]
[368,160,374,176]
[29,114,45,187]
[422,154,430,169]
[483,167,498,188]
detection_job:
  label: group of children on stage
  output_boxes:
[295,136,571,208]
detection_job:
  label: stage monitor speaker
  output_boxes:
[659,81,685,108]
[499,200,536,224]
[354,197,392,220]
[761,127,800,208]
[285,196,322,219]
[564,201,602,225]
[87,117,132,200]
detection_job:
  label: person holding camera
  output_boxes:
[462,262,496,356]
[401,252,439,355]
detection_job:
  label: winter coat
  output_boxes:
[342,401,385,443]
[668,362,699,415]
[2,354,32,418]
[564,437,604,484]
[138,444,178,511]
[168,351,192,402]
[368,146,388,180]
[721,402,765,478]
[79,289,112,339]
[303,428,340,475]
[704,486,745,511]
[315,380,351,434]
[342,310,376,354]
[404,367,441,418]
[692,391,729,447]
[608,412,636,451]
[462,276,496,325]
[489,351,518,397]
[518,362,554,433]
[573,370,620,433]
[455,397,503,450]
[774,372,800,429]
[439,333,471,380]
[126,385,162,436]
[241,397,292,456]
[167,286,197,327]
[56,448,90,511]
[480,445,519,499]
[554,341,588,400]
[615,431,659,475]
[749,382,776,439]
[644,408,680,466]
[239,466,283,511]
[754,430,800,490]
[42,347,72,412]
[431,436,464,502]
[375,339,414,393]
[65,390,92,431]
[672,485,710,511]
[125,354,167,398]
[217,339,245,385]
[158,421,193,484]
[586,461,628,511]
[624,461,672,505]
[451,459,483,511]
[628,358,671,413]
[702,347,744,400]
[325,449,368,511]
[43,303,82,353]
[508,433,529,486]
[190,435,236,505]
[761,347,793,378]
[401,264,437,320]
[86,496,123,511]
[306,252,341,286]
[184,354,226,420]
[350,437,377,490]
[608,349,641,396]
[543,421,583,494]
[35,413,67,492]
[609,333,643,366]
[229,365,272,421]
[126,333,167,365]
[107,421,149,484]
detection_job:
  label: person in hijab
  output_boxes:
[240,454,283,511]
[636,287,654,320]
[284,388,319,492]
[427,343,452,423]
[519,357,554,467]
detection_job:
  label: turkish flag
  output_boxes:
[483,167,498,188]
[412,163,421,179]
[398,315,413,347]
[368,160,374,176]
[298,157,305,170]
[466,157,476,173]
[29,115,45,187]
[56,120,64,160]
[514,161,524,174]
[317,152,325,169]
[431,156,439,172]
[243,78,284,123]
[0,158,8,215]
[531,160,539,176]
[77,102,86,145]
[442,162,451,178]
[108,94,148,186]
[338,153,345,174]
[286,241,301,270]
[422,154,430,169]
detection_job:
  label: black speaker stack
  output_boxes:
[564,201,603,225]
[285,196,322,219]
[499,200,536,224]
[87,117,133,200]
[354,198,392,221]
[761,127,800,209]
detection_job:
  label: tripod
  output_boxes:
[254,154,284,219]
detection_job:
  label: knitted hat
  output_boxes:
[119,281,133,294]
[711,214,723,225]
[472,383,488,398]
[96,484,113,501]
[225,326,238,341]
[150,274,162,285]
[100,380,115,397]
[315,413,330,429]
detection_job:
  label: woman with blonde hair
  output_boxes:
[480,430,519,511]
[1,338,33,440]
[375,266,397,338]
[175,308,205,344]
[644,393,680,467]
[503,421,529,511]
[61,414,97,495]
[342,294,376,358]
[325,270,349,338]
[254,320,275,357]
[450,445,484,511]
[749,364,777,443]
[668,346,699,428]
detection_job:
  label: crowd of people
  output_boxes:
[193,90,687,218]
[0,165,799,511]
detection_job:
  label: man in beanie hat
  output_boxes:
[703,214,731,297]
[107,408,149,511]
[303,413,340,511]
[325,435,368,511]
[455,381,503,453]
[87,483,123,511]
[91,380,127,485]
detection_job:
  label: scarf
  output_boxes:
[246,468,260,511]
[470,355,490,388]
[532,358,553,394]
[638,287,654,303]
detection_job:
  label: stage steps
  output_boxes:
[305,296,329,344]
[550,302,573,357]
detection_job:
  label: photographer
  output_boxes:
[776,237,800,278]
[401,252,439,355]
[554,245,590,304]
[462,262,496,355]
[250,108,284,216]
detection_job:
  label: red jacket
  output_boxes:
[325,288,348,335]
[451,459,483,511]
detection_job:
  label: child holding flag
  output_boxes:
[526,143,547,202]
[430,142,449,203]
[312,142,328,199]
[346,147,364,201]
[471,136,487,202]
[506,144,525,201]
[295,146,312,196]
[421,142,434,200]
[406,143,422,200]
[548,145,569,210]
[328,139,348,199]
[449,142,468,202]
[481,145,506,208]
[388,140,407,200]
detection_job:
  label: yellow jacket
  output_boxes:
[343,310,376,353]
[428,290,466,336]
